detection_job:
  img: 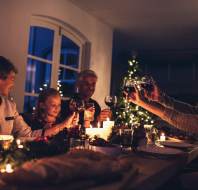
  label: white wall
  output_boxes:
[0,0,113,111]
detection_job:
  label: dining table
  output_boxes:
[0,138,198,190]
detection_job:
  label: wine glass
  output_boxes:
[140,75,154,93]
[123,79,136,94]
[69,98,85,113]
[104,95,117,109]
[84,102,95,121]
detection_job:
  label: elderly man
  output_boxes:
[0,56,74,137]
[62,69,111,127]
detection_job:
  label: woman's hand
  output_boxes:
[71,112,79,126]
[64,112,76,129]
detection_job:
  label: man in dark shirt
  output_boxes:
[62,69,111,127]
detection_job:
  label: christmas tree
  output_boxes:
[114,56,155,130]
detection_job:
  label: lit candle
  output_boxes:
[97,122,101,128]
[160,133,166,141]
[18,144,24,149]
[16,139,21,145]
[103,120,114,129]
[119,129,122,136]
[5,164,14,173]
[16,139,23,148]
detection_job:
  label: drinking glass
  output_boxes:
[123,79,136,94]
[140,75,154,93]
[69,98,85,113]
[84,102,95,121]
[104,95,117,109]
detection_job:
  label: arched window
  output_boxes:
[24,16,90,112]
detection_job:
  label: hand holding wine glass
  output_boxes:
[69,98,85,113]
[84,102,95,121]
[123,79,136,94]
[140,75,162,102]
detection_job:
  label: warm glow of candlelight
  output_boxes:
[160,133,166,141]
[106,117,110,121]
[16,139,21,145]
[119,129,122,136]
[5,164,14,173]
[18,144,24,149]
[97,122,100,128]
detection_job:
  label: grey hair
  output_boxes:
[77,69,98,83]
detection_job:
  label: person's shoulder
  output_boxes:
[89,98,99,104]
[1,96,16,107]
[89,98,100,108]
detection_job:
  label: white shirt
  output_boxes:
[0,95,42,137]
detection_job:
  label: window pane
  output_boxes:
[25,58,51,93]
[58,67,78,97]
[28,26,54,60]
[23,96,38,113]
[60,35,79,68]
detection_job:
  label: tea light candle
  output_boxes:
[5,164,14,173]
[16,139,21,145]
[160,133,166,141]
[18,144,24,149]
[86,127,104,139]
[16,139,23,148]
[103,120,114,129]
[119,129,122,136]
[97,122,101,128]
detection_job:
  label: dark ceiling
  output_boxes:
[70,0,198,51]
[70,0,198,101]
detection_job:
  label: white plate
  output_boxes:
[160,141,193,149]
[137,144,184,156]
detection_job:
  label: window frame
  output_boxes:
[24,16,90,110]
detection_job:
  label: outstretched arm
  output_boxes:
[128,86,198,134]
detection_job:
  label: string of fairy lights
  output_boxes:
[115,58,155,128]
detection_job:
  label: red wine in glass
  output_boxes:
[141,83,154,92]
[141,75,154,93]
[123,79,136,98]
[123,86,136,93]
[104,96,117,108]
